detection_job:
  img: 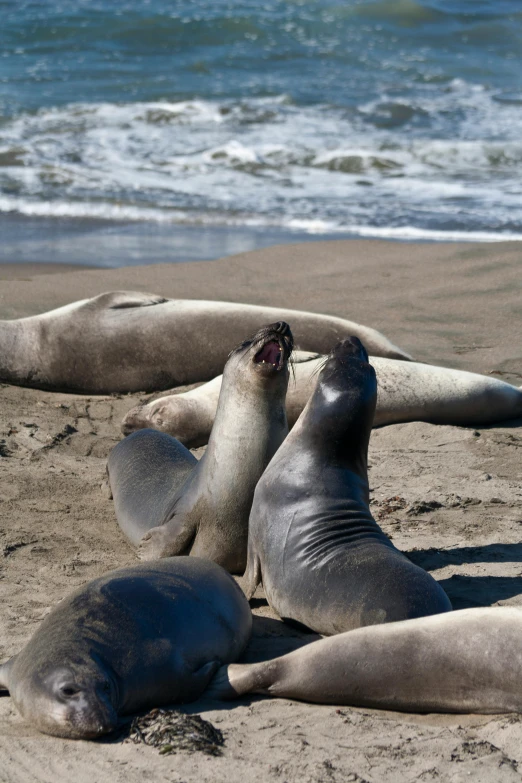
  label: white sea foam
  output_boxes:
[0,85,521,238]
[1,196,521,242]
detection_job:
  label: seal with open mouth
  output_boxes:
[243,337,451,635]
[0,558,252,739]
[107,322,293,573]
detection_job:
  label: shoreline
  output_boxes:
[1,213,521,270]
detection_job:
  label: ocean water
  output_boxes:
[1,0,521,265]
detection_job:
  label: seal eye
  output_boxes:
[59,684,81,698]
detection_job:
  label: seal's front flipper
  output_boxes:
[182,660,221,702]
[102,466,113,499]
[138,513,196,561]
[88,291,169,310]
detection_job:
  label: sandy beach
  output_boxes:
[1,238,522,783]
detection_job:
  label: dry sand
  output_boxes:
[0,239,521,782]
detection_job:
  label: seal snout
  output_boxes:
[273,321,292,337]
[330,336,369,364]
[317,336,376,406]
[55,689,118,739]
[121,403,150,436]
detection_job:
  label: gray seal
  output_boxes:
[209,607,522,715]
[122,351,522,447]
[108,322,293,573]
[0,557,252,739]
[0,291,411,393]
[244,337,451,635]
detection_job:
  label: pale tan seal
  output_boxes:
[209,607,522,715]
[122,351,522,447]
[0,291,411,393]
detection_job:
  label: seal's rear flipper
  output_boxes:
[292,351,322,364]
[108,429,197,547]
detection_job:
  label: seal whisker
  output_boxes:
[307,354,329,382]
[289,355,297,385]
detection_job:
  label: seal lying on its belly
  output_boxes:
[244,337,451,636]
[108,322,293,573]
[209,607,522,715]
[122,351,522,447]
[0,291,411,393]
[0,558,252,739]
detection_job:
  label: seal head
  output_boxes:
[303,337,376,470]
[11,662,118,739]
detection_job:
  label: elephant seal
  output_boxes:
[0,291,411,394]
[0,558,252,739]
[122,351,522,447]
[107,430,198,547]
[108,322,293,573]
[209,607,522,715]
[244,337,451,635]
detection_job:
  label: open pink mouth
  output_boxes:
[254,340,282,368]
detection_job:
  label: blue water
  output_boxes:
[1,0,521,264]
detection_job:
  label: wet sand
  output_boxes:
[0,239,521,782]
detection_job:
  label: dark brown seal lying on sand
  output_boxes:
[0,558,252,739]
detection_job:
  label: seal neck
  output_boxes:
[297,372,376,478]
[206,364,289,464]
[0,319,35,385]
